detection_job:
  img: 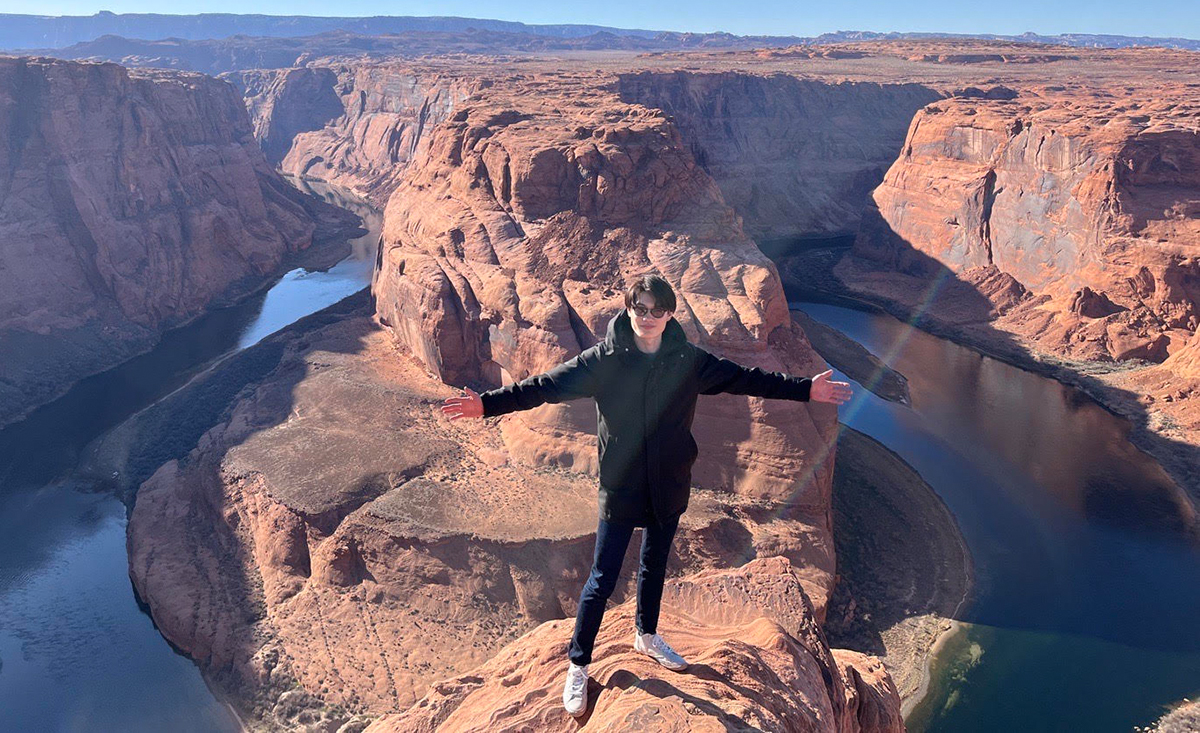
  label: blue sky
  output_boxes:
[2,0,1197,39]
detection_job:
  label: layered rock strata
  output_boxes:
[371,80,839,606]
[850,87,1199,362]
[616,71,942,239]
[129,73,856,729]
[0,56,349,428]
[225,64,480,200]
[366,558,903,732]
[128,310,841,728]
[838,81,1200,456]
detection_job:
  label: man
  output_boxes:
[440,274,852,717]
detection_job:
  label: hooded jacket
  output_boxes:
[479,310,812,525]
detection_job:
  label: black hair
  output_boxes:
[623,274,676,312]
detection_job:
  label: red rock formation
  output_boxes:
[129,73,863,730]
[366,558,902,732]
[226,63,481,201]
[0,56,350,427]
[371,81,839,607]
[121,40,1200,731]
[846,88,1200,365]
[615,71,941,239]
[128,310,841,728]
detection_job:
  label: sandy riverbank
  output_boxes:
[824,426,974,717]
[787,299,974,715]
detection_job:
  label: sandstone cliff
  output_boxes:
[129,71,858,729]
[848,86,1200,364]
[833,79,1200,467]
[127,305,848,729]
[371,80,839,607]
[225,63,481,200]
[0,56,351,427]
[124,39,1200,730]
[366,558,903,732]
[616,71,941,239]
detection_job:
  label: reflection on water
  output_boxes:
[0,483,241,732]
[794,302,1200,732]
[0,183,380,732]
[236,180,381,349]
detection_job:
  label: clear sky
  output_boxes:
[1,0,1197,40]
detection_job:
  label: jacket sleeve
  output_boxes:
[479,345,604,417]
[695,347,811,401]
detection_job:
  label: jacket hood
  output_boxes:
[604,309,689,356]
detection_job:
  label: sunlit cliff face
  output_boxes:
[627,291,674,343]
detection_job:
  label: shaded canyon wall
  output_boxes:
[0,56,347,427]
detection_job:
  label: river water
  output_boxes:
[794,301,1200,732]
[0,183,380,732]
[1,195,1195,729]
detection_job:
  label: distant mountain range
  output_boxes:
[1,11,1196,53]
[0,12,662,49]
[812,30,1200,50]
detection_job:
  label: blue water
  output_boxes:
[0,184,380,732]
[795,301,1200,732]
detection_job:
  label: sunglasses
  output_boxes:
[630,304,670,318]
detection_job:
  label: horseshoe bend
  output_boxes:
[2,33,1198,732]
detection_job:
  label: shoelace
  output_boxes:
[569,666,588,692]
[650,634,675,655]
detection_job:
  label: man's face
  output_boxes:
[628,291,673,339]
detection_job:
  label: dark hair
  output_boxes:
[624,274,676,313]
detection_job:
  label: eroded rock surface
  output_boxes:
[0,55,351,427]
[366,558,902,733]
[226,63,481,199]
[371,77,839,605]
[125,38,1200,732]
[615,71,941,239]
[848,86,1200,364]
[128,311,837,728]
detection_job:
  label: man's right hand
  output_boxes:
[441,386,484,420]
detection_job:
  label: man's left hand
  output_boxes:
[810,369,852,405]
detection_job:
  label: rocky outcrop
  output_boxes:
[846,88,1200,366]
[616,71,941,239]
[225,63,482,201]
[128,309,841,728]
[0,56,351,428]
[129,72,858,729]
[372,80,839,606]
[366,558,902,732]
[1153,699,1200,732]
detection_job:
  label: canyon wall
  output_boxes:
[847,87,1200,365]
[127,303,875,729]
[616,71,942,239]
[127,70,889,729]
[371,79,839,591]
[225,63,481,201]
[0,56,348,428]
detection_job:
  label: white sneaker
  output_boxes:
[634,631,688,671]
[563,662,589,717]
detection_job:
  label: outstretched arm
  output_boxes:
[696,350,852,405]
[441,346,603,420]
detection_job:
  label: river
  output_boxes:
[1,196,1195,729]
[0,183,381,732]
[794,301,1200,732]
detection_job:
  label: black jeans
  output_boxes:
[567,513,680,666]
